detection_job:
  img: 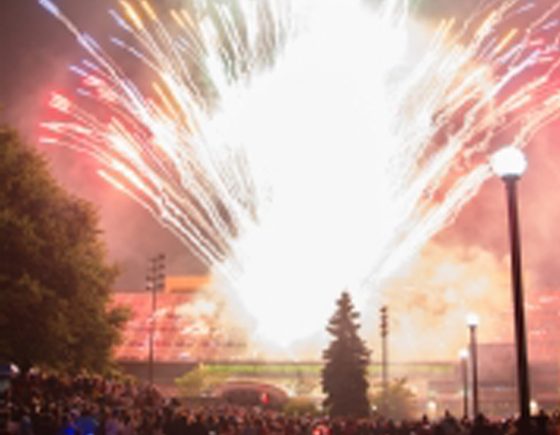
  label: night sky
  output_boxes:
[1,0,560,298]
[0,0,204,288]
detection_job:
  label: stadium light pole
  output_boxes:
[459,348,469,419]
[147,253,166,387]
[467,313,479,419]
[380,306,389,416]
[490,146,530,432]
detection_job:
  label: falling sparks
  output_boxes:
[40,0,560,349]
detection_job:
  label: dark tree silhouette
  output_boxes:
[0,126,128,373]
[322,291,371,417]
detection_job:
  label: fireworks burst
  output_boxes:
[40,0,560,349]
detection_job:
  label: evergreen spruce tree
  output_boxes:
[322,291,371,417]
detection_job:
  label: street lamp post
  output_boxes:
[467,314,479,419]
[459,349,469,419]
[490,146,531,432]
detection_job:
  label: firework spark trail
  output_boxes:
[40,0,283,273]
[40,0,560,347]
[365,0,560,284]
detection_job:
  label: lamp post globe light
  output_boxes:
[466,313,479,328]
[490,146,528,179]
[490,146,530,431]
[466,314,479,418]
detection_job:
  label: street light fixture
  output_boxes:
[490,146,530,432]
[426,400,438,420]
[467,313,479,418]
[490,146,528,179]
[530,399,539,416]
[459,349,469,419]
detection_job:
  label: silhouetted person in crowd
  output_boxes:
[187,413,209,435]
[75,406,99,435]
[470,413,495,435]
[534,409,550,435]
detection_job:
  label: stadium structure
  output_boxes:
[112,277,560,416]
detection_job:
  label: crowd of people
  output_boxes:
[3,372,560,434]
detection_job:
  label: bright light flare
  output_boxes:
[467,312,479,327]
[209,0,411,344]
[490,146,528,179]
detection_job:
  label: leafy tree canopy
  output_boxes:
[322,291,371,418]
[370,377,417,421]
[0,126,127,373]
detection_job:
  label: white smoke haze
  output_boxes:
[376,242,515,361]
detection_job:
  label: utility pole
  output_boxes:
[459,349,469,419]
[380,305,389,415]
[146,253,165,387]
[467,314,479,418]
